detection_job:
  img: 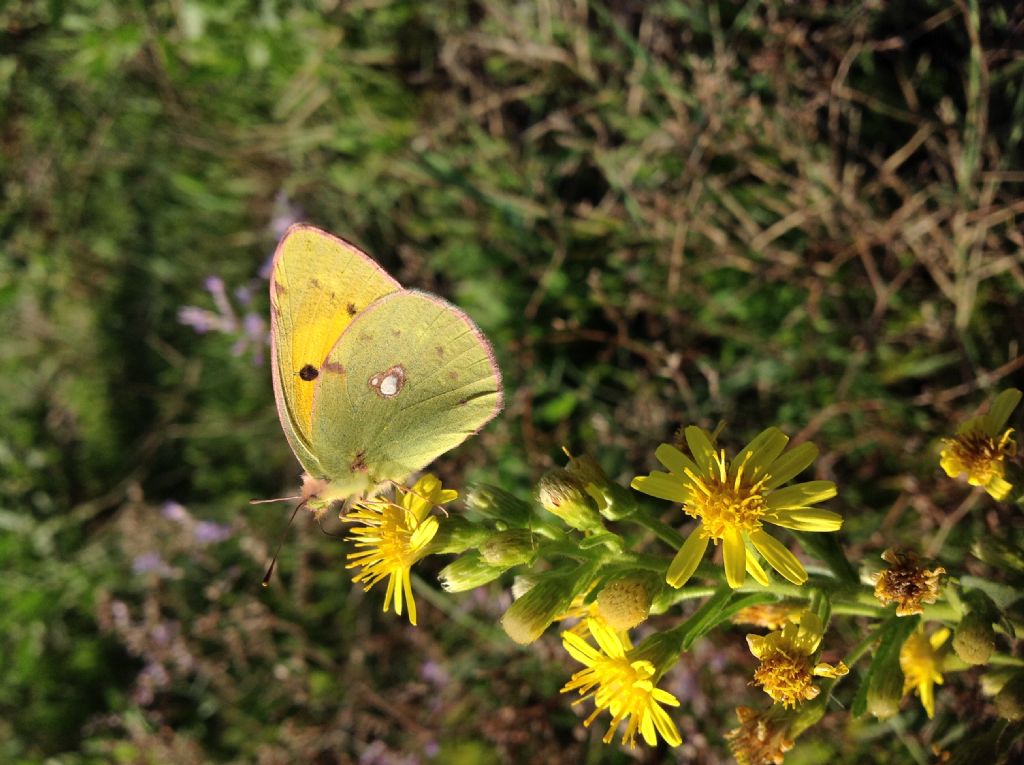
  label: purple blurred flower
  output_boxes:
[133,552,174,577]
[420,660,449,686]
[161,501,191,523]
[195,520,232,545]
[359,741,419,765]
[180,270,269,365]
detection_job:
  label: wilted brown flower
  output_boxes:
[872,548,945,616]
[725,706,795,765]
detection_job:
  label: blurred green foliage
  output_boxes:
[1,0,1022,762]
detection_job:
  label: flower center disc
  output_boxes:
[687,453,769,539]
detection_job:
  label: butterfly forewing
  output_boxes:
[308,290,503,489]
[269,225,401,474]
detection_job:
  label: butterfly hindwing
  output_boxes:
[308,290,503,493]
[269,225,401,475]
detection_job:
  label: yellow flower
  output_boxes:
[345,474,456,626]
[732,601,805,630]
[561,618,682,748]
[632,426,841,588]
[871,548,945,616]
[746,612,848,708]
[900,626,949,718]
[940,388,1021,500]
[725,706,794,765]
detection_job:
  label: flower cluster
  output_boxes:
[280,386,1023,759]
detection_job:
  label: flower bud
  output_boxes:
[511,573,540,601]
[596,574,658,631]
[994,672,1024,721]
[566,452,638,520]
[426,516,491,555]
[501,568,581,644]
[565,452,608,488]
[536,469,603,531]
[464,483,532,527]
[866,665,904,719]
[953,611,996,665]
[479,529,537,568]
[981,668,1016,697]
[438,552,504,592]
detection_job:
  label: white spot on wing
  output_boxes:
[368,364,407,398]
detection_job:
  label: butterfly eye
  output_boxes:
[299,364,319,381]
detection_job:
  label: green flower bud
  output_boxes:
[426,516,491,555]
[994,672,1024,721]
[981,667,1016,697]
[953,611,996,665]
[866,665,904,719]
[464,483,532,527]
[565,452,638,520]
[479,529,537,568]
[596,573,658,631]
[536,469,603,532]
[511,573,540,600]
[438,552,505,592]
[501,567,585,644]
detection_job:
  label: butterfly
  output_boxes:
[268,224,503,517]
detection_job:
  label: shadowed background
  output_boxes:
[2,1,1022,763]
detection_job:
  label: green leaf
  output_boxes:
[680,585,735,650]
[851,615,919,718]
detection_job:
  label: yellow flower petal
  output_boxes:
[723,527,746,588]
[929,627,951,650]
[763,442,819,489]
[744,547,771,586]
[666,527,708,588]
[765,481,837,510]
[684,426,715,473]
[631,472,689,503]
[746,633,766,659]
[655,443,700,479]
[737,427,789,479]
[985,475,1012,501]
[749,530,807,585]
[765,507,844,532]
[562,631,601,665]
[652,704,682,746]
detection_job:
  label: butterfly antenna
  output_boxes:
[249,495,301,505]
[260,500,305,587]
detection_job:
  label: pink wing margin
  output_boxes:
[405,288,504,430]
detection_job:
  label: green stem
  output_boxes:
[989,654,1024,668]
[630,509,684,548]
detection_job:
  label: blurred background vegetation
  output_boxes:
[2,0,1022,762]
